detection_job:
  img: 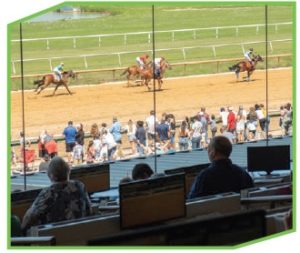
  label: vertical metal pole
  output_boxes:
[152,5,157,173]
[265,5,269,146]
[20,22,27,190]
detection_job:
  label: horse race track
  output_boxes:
[11,68,292,140]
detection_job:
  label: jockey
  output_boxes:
[53,62,64,81]
[154,57,165,77]
[244,48,254,67]
[136,54,150,70]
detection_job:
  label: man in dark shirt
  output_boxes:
[188,135,253,199]
[63,121,77,163]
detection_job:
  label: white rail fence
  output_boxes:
[11,54,292,80]
[11,22,292,49]
[11,38,292,74]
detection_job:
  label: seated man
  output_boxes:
[188,136,253,199]
[21,156,92,232]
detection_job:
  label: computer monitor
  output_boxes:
[88,209,266,246]
[247,145,291,175]
[70,162,110,193]
[119,173,186,229]
[11,188,42,220]
[164,163,210,195]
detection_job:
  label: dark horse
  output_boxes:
[228,55,263,82]
[33,70,76,95]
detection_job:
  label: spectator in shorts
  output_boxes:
[86,140,95,164]
[156,118,170,152]
[145,110,158,148]
[73,141,84,165]
[178,120,190,151]
[63,121,77,163]
[125,119,137,155]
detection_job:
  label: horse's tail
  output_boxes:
[33,77,45,86]
[120,68,129,76]
[228,64,238,71]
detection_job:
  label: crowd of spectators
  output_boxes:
[12,102,292,170]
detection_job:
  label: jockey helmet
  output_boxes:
[60,62,64,66]
[145,54,149,58]
[249,48,253,52]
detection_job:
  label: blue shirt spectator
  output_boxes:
[156,120,169,141]
[63,121,77,144]
[110,117,122,143]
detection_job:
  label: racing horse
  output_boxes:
[141,59,172,91]
[120,62,152,87]
[228,54,263,82]
[33,70,76,95]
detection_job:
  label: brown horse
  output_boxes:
[33,70,76,95]
[141,59,172,91]
[121,62,152,87]
[229,54,263,82]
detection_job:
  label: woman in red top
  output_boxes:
[227,107,236,133]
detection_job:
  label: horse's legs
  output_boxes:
[62,82,72,95]
[235,71,240,82]
[52,85,60,96]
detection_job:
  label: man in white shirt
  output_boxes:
[145,110,158,148]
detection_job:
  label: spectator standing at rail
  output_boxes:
[255,104,266,139]
[73,141,84,165]
[246,107,258,141]
[156,117,170,152]
[199,112,208,148]
[90,123,100,140]
[102,130,117,161]
[125,119,137,155]
[167,114,176,150]
[210,114,217,139]
[236,106,246,143]
[145,110,158,149]
[135,121,147,156]
[188,136,253,199]
[178,120,190,151]
[227,107,236,134]
[86,140,95,164]
[190,116,202,149]
[219,107,229,129]
[110,117,122,144]
[44,136,58,158]
[62,121,77,163]
[136,54,150,70]
[21,156,92,232]
[282,103,292,136]
[75,123,85,161]
[93,134,102,162]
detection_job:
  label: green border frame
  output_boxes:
[7,1,296,250]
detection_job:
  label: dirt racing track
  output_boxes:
[11,68,292,140]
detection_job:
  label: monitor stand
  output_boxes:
[258,171,281,178]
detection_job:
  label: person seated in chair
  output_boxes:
[21,156,92,232]
[244,48,254,67]
[53,62,64,81]
[136,54,150,70]
[188,135,253,199]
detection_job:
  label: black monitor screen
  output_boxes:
[247,145,290,174]
[70,163,110,193]
[164,163,210,195]
[119,174,186,229]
